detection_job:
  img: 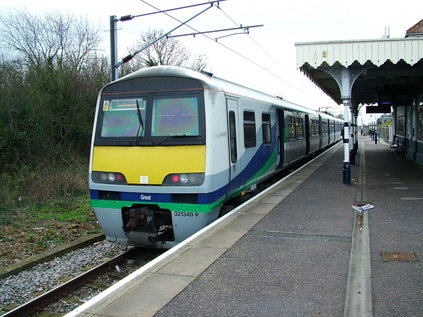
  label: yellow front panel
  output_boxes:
[92,145,206,185]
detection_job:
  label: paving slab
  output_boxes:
[156,234,350,317]
[155,144,355,317]
[364,138,423,317]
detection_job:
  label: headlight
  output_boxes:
[108,173,116,182]
[162,173,204,186]
[92,171,127,184]
[180,174,189,184]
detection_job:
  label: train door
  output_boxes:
[327,119,331,145]
[305,114,310,155]
[227,98,239,186]
[277,109,285,167]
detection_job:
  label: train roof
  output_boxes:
[319,111,343,122]
[110,66,339,119]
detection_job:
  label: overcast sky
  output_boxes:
[1,0,421,118]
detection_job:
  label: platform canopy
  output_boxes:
[295,37,423,107]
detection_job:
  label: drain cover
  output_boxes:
[382,252,418,262]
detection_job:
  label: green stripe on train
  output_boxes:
[223,146,278,201]
[91,147,278,213]
[90,199,222,213]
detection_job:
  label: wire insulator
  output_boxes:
[120,15,133,21]
[122,55,134,63]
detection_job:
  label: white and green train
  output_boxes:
[89,66,342,248]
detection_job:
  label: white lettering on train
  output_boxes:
[140,194,152,201]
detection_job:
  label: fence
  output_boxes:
[377,126,394,144]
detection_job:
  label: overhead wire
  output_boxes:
[213,2,313,95]
[211,1,239,26]
[138,0,310,96]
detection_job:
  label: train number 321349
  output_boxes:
[174,211,200,217]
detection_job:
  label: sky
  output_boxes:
[1,0,422,121]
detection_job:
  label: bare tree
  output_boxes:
[190,54,208,72]
[0,10,100,71]
[120,29,208,75]
[130,29,189,67]
[0,10,107,170]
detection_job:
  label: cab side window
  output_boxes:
[244,111,256,148]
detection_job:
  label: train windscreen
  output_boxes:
[101,98,146,138]
[151,96,200,137]
[95,93,205,146]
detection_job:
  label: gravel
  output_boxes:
[0,240,127,309]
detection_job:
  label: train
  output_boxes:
[88,66,342,248]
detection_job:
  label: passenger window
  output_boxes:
[229,111,237,163]
[297,118,304,138]
[244,111,256,148]
[262,113,271,144]
[288,116,295,140]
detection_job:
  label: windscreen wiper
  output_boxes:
[136,99,144,131]
[135,99,144,144]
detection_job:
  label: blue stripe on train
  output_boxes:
[90,138,277,206]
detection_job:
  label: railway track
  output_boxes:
[1,247,164,317]
[3,249,131,317]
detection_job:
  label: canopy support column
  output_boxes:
[351,100,359,159]
[319,65,367,184]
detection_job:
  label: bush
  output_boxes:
[0,11,110,225]
[0,10,109,172]
[0,159,88,205]
[0,206,13,226]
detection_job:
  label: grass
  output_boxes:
[3,156,87,195]
[0,194,97,248]
[0,160,102,260]
[0,158,90,222]
[35,196,93,223]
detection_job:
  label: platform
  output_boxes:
[67,136,423,317]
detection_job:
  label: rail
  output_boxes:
[2,249,133,317]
